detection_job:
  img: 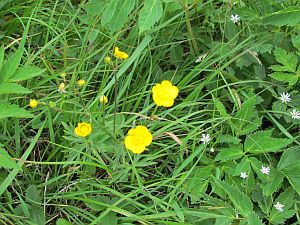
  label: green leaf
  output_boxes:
[213,179,254,217]
[56,219,73,225]
[282,164,300,196]
[232,97,261,136]
[269,187,296,224]
[234,157,251,176]
[261,169,284,196]
[184,166,212,203]
[247,213,263,225]
[0,147,19,169]
[9,65,45,82]
[277,147,300,170]
[262,7,300,26]
[269,72,298,86]
[0,46,25,82]
[0,102,33,119]
[292,35,300,51]
[244,129,293,154]
[215,134,241,144]
[273,48,298,73]
[26,185,42,203]
[214,145,244,162]
[106,0,136,33]
[84,0,108,16]
[138,0,163,33]
[101,0,120,26]
[0,83,31,95]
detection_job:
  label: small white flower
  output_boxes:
[210,147,215,152]
[230,14,240,23]
[274,202,284,212]
[195,53,208,63]
[290,109,300,119]
[201,133,210,144]
[58,83,67,93]
[279,92,291,103]
[240,172,248,179]
[260,165,270,175]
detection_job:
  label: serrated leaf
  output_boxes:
[252,44,273,54]
[213,179,253,217]
[26,185,42,203]
[244,129,293,154]
[138,0,163,33]
[273,48,297,72]
[269,187,296,224]
[277,147,300,170]
[106,0,135,33]
[262,7,300,26]
[0,83,31,95]
[9,65,45,82]
[232,97,261,136]
[272,101,286,119]
[282,164,300,196]
[234,157,251,176]
[0,102,33,119]
[184,166,212,203]
[214,145,244,162]
[261,169,284,196]
[215,134,241,144]
[0,147,19,169]
[270,72,298,86]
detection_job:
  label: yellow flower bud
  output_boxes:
[77,79,86,87]
[58,82,66,93]
[104,56,112,64]
[99,95,108,104]
[29,99,38,108]
[60,72,66,78]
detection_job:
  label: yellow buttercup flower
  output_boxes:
[152,80,179,107]
[104,56,112,64]
[29,99,38,108]
[124,126,152,154]
[74,122,92,137]
[77,79,86,87]
[99,95,108,104]
[114,47,129,60]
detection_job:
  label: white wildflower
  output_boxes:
[230,14,240,23]
[240,172,248,179]
[279,92,291,103]
[260,165,270,175]
[274,202,284,212]
[210,147,215,152]
[290,109,300,119]
[195,53,208,63]
[201,133,210,144]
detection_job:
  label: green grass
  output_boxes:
[0,0,300,225]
